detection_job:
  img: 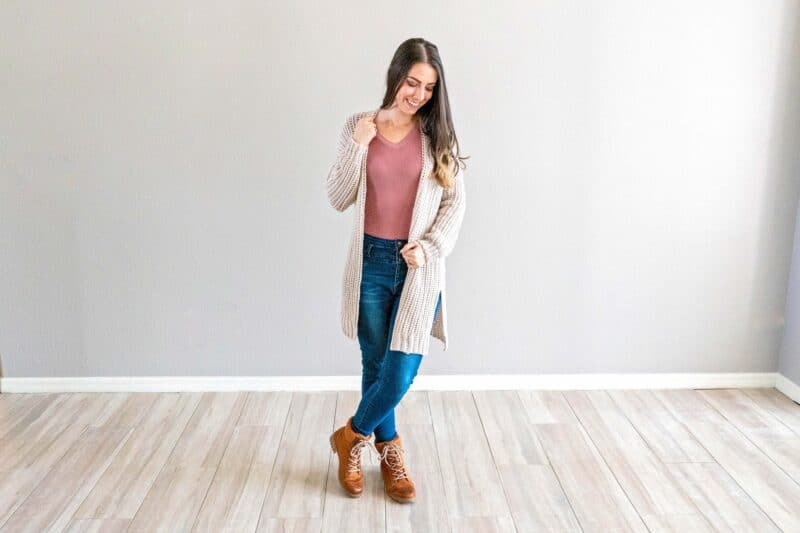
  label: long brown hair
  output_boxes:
[379,38,469,189]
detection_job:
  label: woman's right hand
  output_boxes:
[352,115,377,146]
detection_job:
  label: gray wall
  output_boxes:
[780,180,800,386]
[777,5,800,388]
[3,1,800,378]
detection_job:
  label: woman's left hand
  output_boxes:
[400,241,426,269]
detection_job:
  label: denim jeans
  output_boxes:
[351,232,441,442]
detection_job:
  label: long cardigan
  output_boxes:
[325,109,467,356]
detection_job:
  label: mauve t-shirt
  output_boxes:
[364,122,423,239]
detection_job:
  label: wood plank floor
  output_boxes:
[0,387,798,532]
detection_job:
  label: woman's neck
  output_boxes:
[382,106,417,128]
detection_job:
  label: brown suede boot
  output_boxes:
[375,434,416,503]
[329,417,375,497]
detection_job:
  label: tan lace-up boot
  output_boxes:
[374,434,416,503]
[329,417,375,497]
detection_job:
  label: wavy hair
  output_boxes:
[379,38,469,189]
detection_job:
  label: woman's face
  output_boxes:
[394,62,438,116]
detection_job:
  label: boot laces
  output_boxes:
[347,439,379,473]
[379,443,410,481]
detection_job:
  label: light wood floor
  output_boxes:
[0,387,799,532]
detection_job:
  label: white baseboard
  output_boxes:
[776,373,800,403]
[0,372,779,393]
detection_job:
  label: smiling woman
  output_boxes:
[325,37,467,506]
[396,68,437,113]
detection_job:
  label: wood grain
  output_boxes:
[0,387,794,532]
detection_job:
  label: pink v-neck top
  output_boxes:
[364,122,423,239]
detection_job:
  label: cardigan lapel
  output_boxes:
[411,123,434,240]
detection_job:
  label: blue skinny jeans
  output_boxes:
[351,232,441,443]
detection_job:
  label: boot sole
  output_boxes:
[329,433,363,498]
[386,490,415,503]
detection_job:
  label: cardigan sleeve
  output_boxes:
[417,167,467,262]
[325,114,368,212]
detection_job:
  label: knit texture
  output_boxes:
[325,109,467,355]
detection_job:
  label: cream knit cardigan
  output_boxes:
[325,109,467,356]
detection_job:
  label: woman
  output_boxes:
[325,37,468,503]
